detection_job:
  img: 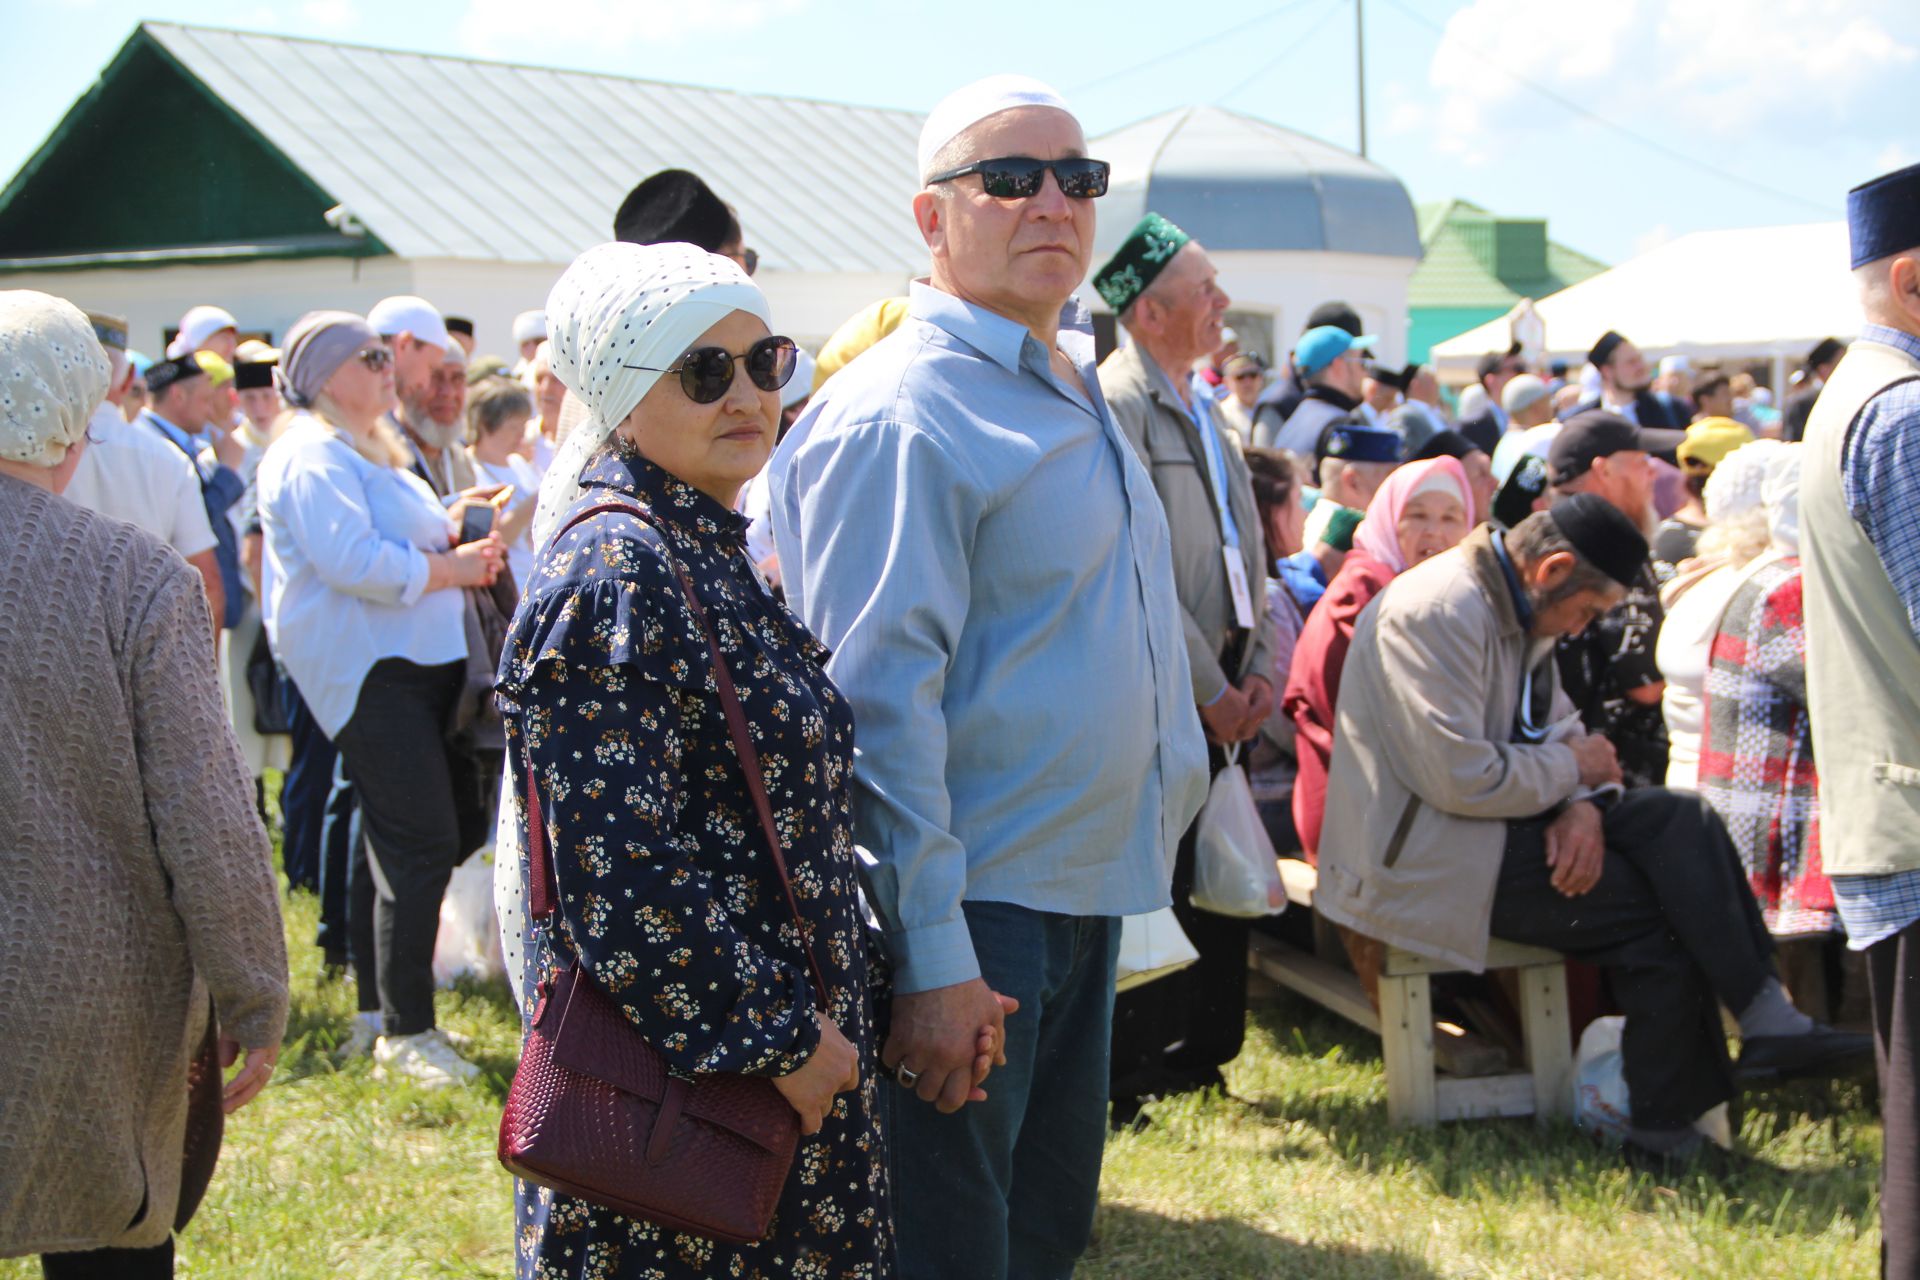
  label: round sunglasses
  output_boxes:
[627,335,798,405]
[925,155,1111,200]
[354,346,395,372]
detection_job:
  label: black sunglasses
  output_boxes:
[628,335,798,405]
[925,155,1111,199]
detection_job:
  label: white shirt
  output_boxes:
[470,451,543,589]
[737,464,776,570]
[257,414,465,738]
[64,403,217,557]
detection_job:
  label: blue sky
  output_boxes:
[9,0,1916,265]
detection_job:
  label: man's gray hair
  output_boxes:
[1506,510,1620,604]
[467,376,532,442]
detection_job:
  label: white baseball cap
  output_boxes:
[367,295,450,352]
[167,304,239,358]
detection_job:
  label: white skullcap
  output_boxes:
[367,295,450,352]
[917,74,1073,183]
[513,309,548,345]
[1456,384,1489,422]
[1501,373,1551,415]
[782,348,817,410]
[0,290,112,467]
[166,304,238,358]
[532,241,769,546]
[1658,355,1692,376]
[1703,437,1786,524]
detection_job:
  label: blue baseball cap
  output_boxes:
[1295,324,1376,375]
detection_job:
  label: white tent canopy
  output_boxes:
[1429,222,1862,378]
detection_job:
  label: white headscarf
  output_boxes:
[533,241,771,547]
[0,290,111,467]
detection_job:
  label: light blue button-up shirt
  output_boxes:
[770,282,1208,994]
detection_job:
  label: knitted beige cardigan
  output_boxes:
[0,475,288,1256]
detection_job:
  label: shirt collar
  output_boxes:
[1862,324,1920,363]
[579,442,750,543]
[908,279,1091,376]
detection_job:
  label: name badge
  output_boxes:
[1224,547,1256,629]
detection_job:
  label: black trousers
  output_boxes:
[278,672,333,894]
[332,658,482,1036]
[1489,787,1775,1129]
[1111,745,1251,1096]
[42,1239,172,1279]
[1866,917,1920,1280]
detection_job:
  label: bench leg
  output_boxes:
[1379,972,1437,1126]
[1517,961,1573,1122]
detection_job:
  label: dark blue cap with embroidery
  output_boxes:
[1315,417,1400,466]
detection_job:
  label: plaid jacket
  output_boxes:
[1698,556,1835,937]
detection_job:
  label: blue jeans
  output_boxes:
[888,900,1119,1280]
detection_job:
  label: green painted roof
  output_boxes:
[1408,198,1606,310]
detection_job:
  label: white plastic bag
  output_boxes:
[433,846,507,988]
[1572,1015,1731,1148]
[1115,907,1199,992]
[1189,751,1286,918]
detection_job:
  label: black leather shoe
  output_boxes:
[1736,1025,1875,1083]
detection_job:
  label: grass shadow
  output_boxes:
[1225,995,1880,1243]
[1082,1202,1444,1279]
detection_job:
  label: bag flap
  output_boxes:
[550,965,799,1155]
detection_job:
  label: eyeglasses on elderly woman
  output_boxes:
[626,335,797,405]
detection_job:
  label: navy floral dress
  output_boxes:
[496,444,892,1280]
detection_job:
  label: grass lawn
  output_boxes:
[5,876,1883,1278]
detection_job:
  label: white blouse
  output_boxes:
[257,414,465,737]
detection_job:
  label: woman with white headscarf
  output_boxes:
[1697,446,1840,1011]
[496,242,891,1275]
[256,310,504,1086]
[0,291,287,1278]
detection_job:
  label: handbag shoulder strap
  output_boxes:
[523,499,830,1012]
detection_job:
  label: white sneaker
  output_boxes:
[337,1012,381,1060]
[372,1030,481,1088]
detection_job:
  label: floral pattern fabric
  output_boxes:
[1698,556,1835,938]
[495,443,891,1279]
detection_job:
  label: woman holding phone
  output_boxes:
[257,309,504,1087]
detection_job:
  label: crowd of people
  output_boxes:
[2,68,1918,1280]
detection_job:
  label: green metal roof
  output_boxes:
[1407,198,1606,310]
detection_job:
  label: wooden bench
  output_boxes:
[1251,860,1573,1127]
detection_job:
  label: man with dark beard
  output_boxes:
[1573,330,1690,433]
[1547,411,1670,788]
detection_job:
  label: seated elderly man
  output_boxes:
[1316,495,1870,1167]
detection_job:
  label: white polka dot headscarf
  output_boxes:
[533,241,770,546]
[0,290,111,468]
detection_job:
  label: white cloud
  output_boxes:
[1420,0,1917,166]
[456,0,804,59]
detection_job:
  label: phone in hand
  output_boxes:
[458,502,496,545]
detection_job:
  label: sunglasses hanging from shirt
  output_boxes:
[627,335,798,405]
[926,155,1112,200]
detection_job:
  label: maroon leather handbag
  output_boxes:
[498,501,832,1245]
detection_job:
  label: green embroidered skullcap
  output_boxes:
[1094,213,1191,314]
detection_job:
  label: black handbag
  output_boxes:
[246,626,292,736]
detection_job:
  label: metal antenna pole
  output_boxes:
[1355,0,1368,157]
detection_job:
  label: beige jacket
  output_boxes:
[0,479,288,1256]
[1315,528,1584,971]
[1101,341,1275,704]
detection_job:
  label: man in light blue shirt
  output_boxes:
[770,74,1206,1280]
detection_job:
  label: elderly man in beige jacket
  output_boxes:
[1317,495,1868,1169]
[1095,214,1275,1113]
